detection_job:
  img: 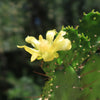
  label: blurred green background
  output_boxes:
[0,0,100,100]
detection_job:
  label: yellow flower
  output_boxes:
[17,30,71,62]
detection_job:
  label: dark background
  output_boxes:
[0,0,100,100]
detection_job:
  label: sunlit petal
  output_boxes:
[46,29,57,42]
[37,56,42,60]
[54,31,66,42]
[25,36,39,49]
[39,35,44,41]
[31,54,39,62]
[54,52,59,58]
[42,49,59,61]
[17,45,38,54]
[59,31,66,36]
[53,38,71,51]
[42,53,56,62]
[64,39,72,50]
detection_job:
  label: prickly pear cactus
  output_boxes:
[40,10,100,100]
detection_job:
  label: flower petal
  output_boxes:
[53,32,72,51]
[42,51,59,62]
[37,56,42,60]
[59,39,72,50]
[59,31,66,36]
[31,54,39,62]
[17,30,71,62]
[54,31,66,42]
[17,45,40,62]
[25,36,39,49]
[39,35,44,41]
[17,45,39,54]
[46,29,57,42]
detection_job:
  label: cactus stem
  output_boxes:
[80,69,97,77]
[81,80,97,90]
[73,86,81,89]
